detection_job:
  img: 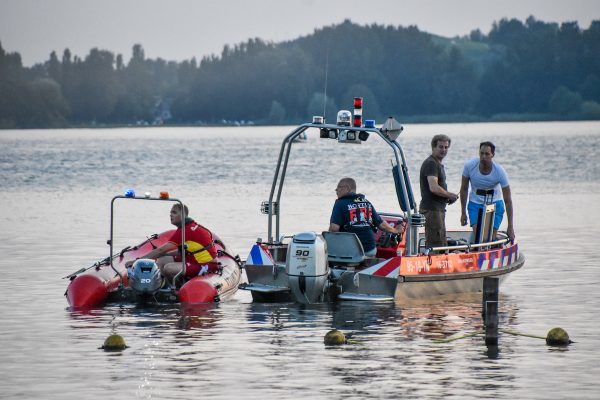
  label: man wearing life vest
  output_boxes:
[125,203,217,283]
[329,177,401,257]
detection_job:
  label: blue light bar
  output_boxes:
[125,188,135,197]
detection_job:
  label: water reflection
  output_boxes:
[178,303,221,330]
[68,302,222,333]
[242,293,520,346]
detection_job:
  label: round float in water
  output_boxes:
[102,334,128,351]
[546,327,570,346]
[324,329,346,345]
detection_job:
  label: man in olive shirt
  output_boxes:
[419,134,459,248]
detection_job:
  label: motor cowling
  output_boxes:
[286,232,329,304]
[128,259,162,295]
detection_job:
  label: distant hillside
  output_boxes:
[1,17,599,128]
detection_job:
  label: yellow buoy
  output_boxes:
[101,334,128,351]
[324,329,346,345]
[546,327,570,346]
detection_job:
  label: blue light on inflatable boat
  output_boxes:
[364,119,375,128]
[125,188,135,197]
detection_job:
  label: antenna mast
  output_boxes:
[322,45,329,119]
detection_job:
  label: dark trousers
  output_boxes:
[421,209,447,248]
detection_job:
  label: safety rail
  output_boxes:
[264,120,417,248]
[421,236,512,256]
[110,195,186,289]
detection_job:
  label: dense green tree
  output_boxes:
[22,78,69,127]
[46,51,61,82]
[579,74,600,102]
[548,85,583,115]
[0,41,25,128]
[111,44,155,122]
[581,100,600,119]
[267,100,286,124]
[431,46,478,114]
[68,48,120,122]
[477,17,600,116]
[0,42,69,127]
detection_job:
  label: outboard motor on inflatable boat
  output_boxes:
[286,232,329,304]
[128,259,162,296]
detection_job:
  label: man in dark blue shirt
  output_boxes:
[329,177,401,257]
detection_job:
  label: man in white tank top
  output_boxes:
[459,141,515,241]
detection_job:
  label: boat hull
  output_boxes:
[394,253,525,300]
[66,230,241,308]
[242,234,523,303]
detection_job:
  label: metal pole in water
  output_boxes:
[483,277,499,345]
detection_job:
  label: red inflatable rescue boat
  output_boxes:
[64,193,241,308]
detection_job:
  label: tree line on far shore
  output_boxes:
[1,16,599,129]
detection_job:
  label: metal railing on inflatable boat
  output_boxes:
[109,195,186,289]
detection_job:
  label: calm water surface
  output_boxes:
[0,121,599,399]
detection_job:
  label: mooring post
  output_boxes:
[483,276,499,345]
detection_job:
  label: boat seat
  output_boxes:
[322,231,365,266]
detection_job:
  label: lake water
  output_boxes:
[0,121,599,399]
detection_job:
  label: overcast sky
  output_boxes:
[1,0,599,66]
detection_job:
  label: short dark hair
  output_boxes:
[479,141,496,155]
[431,134,451,148]
[172,203,189,217]
[338,177,357,191]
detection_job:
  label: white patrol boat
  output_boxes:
[240,99,524,303]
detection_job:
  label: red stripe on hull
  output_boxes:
[372,257,401,277]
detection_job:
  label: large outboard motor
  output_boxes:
[286,232,329,304]
[128,259,162,296]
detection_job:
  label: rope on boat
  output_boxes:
[218,249,243,268]
[62,236,157,279]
